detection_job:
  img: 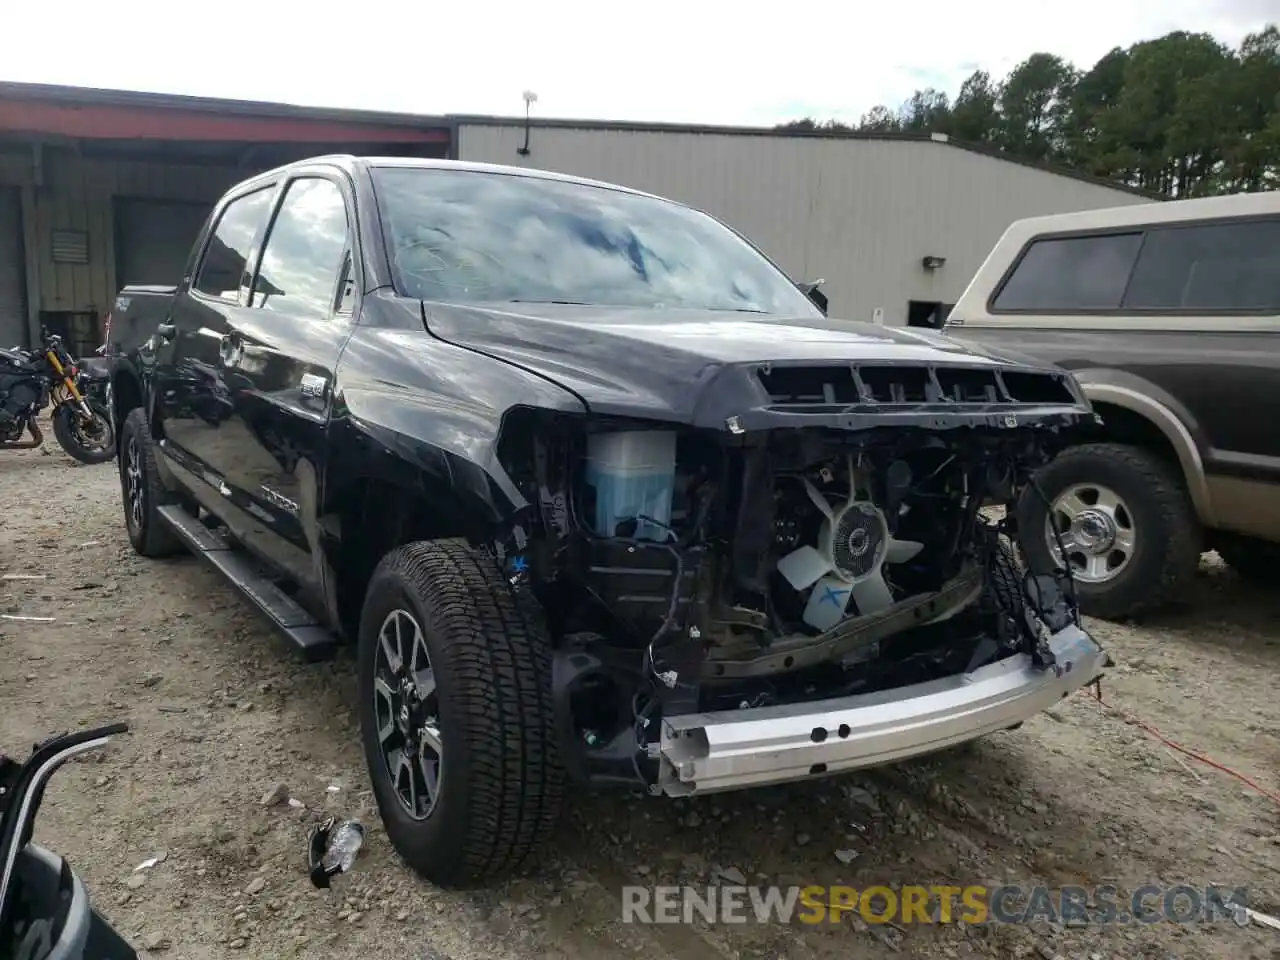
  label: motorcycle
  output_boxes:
[0,724,138,959]
[0,331,114,465]
[73,349,112,424]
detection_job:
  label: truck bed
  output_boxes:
[109,286,177,356]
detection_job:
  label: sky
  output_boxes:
[4,0,1277,126]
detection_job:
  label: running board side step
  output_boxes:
[156,505,337,663]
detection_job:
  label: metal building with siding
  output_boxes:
[0,83,451,353]
[454,119,1153,325]
[0,82,1151,351]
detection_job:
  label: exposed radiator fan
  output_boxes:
[776,459,924,631]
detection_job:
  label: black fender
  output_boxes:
[316,321,588,629]
[107,355,145,455]
[106,353,177,491]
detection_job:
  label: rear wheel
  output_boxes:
[1017,442,1201,620]
[358,540,565,888]
[119,408,185,558]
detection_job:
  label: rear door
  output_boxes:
[211,169,357,605]
[154,182,278,473]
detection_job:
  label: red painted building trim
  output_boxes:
[0,99,449,143]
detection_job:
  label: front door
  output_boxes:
[215,172,356,611]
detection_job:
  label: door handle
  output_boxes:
[157,322,176,341]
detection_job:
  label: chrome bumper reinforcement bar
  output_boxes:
[658,626,1105,796]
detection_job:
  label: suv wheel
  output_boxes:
[118,408,185,558]
[1017,442,1201,620]
[1214,533,1277,585]
[358,540,565,888]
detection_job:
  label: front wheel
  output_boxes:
[51,401,114,465]
[1017,442,1202,620]
[358,540,566,889]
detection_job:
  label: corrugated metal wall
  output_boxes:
[456,125,1151,325]
[0,149,242,338]
[0,187,26,348]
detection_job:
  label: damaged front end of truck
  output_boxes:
[492,355,1110,797]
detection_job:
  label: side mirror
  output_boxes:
[796,279,828,315]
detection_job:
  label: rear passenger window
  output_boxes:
[1123,220,1280,311]
[992,233,1143,312]
[193,188,274,301]
[251,178,350,319]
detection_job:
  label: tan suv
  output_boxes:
[946,191,1280,618]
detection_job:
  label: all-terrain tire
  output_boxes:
[1214,533,1278,585]
[118,407,185,558]
[1017,442,1201,621]
[358,540,566,889]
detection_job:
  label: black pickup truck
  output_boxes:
[107,156,1107,888]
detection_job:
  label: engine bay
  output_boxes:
[497,410,1082,788]
[525,423,1066,644]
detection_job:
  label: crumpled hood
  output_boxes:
[419,300,1081,427]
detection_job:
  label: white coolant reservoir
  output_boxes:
[585,431,678,541]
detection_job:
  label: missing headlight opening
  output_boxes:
[497,359,1090,794]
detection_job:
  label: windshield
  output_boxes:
[371,167,821,316]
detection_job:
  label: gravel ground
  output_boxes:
[1,435,1278,960]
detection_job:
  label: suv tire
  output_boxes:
[118,408,185,558]
[1017,442,1201,620]
[357,540,566,889]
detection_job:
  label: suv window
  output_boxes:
[992,232,1143,312]
[1124,219,1280,311]
[193,188,274,301]
[251,178,350,318]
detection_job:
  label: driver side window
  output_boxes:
[251,178,351,320]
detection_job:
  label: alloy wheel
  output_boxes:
[123,435,144,533]
[372,608,443,820]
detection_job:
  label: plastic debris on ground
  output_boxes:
[133,851,168,872]
[307,817,365,889]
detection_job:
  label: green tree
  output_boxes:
[949,70,1000,143]
[996,53,1078,162]
[778,23,1280,196]
[858,105,901,132]
[1096,32,1238,195]
[1223,26,1280,192]
[898,88,952,133]
[1063,47,1129,173]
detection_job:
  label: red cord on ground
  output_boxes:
[1083,679,1280,807]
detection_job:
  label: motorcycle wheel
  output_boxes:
[51,402,115,465]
